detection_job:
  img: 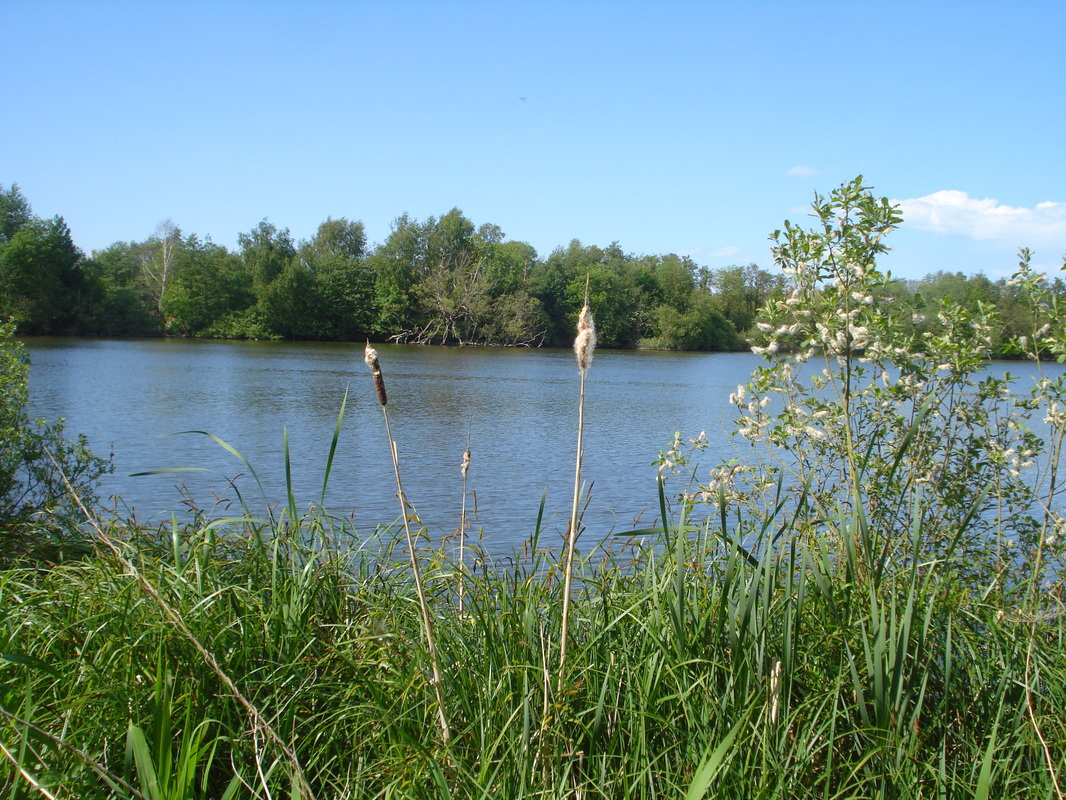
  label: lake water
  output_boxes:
[22,339,1066,557]
[23,338,758,553]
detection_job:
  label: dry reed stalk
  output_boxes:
[0,738,62,800]
[769,659,782,726]
[558,276,596,694]
[1026,634,1065,800]
[364,343,451,744]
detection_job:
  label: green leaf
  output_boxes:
[126,722,160,800]
[685,719,743,800]
[0,653,61,679]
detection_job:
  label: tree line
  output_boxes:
[0,183,1060,353]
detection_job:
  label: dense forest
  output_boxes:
[0,183,1061,352]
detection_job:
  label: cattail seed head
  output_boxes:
[364,342,388,406]
[363,342,379,370]
[574,304,597,372]
[461,446,471,477]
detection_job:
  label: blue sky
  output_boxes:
[2,1,1064,281]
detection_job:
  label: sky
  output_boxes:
[2,1,1064,281]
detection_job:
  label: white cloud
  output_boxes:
[896,190,1066,243]
[709,245,741,258]
[787,165,819,178]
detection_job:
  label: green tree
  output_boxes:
[411,249,493,344]
[478,237,546,346]
[0,216,86,334]
[258,261,320,339]
[644,253,697,310]
[139,220,184,314]
[229,220,299,338]
[0,184,33,244]
[534,240,638,347]
[484,239,537,294]
[528,244,577,346]
[297,218,374,340]
[301,216,367,264]
[163,238,251,335]
[239,220,296,295]
[426,208,477,266]
[368,213,425,336]
[646,293,743,350]
[703,263,786,336]
[911,270,1001,308]
[368,209,486,342]
[483,289,548,346]
[81,241,162,336]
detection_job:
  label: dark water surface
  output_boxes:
[23,338,756,553]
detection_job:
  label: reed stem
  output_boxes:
[557,369,586,693]
[366,343,451,744]
[458,433,471,615]
[558,276,595,694]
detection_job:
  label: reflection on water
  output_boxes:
[23,339,1066,557]
[23,339,755,554]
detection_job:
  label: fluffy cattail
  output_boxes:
[574,304,596,372]
[364,342,388,406]
[461,445,471,477]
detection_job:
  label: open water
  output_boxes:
[23,338,756,553]
[22,338,1066,556]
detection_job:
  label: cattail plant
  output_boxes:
[458,432,471,615]
[558,276,596,692]
[364,342,451,744]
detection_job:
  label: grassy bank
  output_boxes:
[1,497,1063,798]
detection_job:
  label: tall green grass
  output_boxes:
[0,470,1062,798]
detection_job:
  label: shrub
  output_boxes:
[0,321,111,565]
[698,176,1065,598]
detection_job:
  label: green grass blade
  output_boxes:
[125,723,159,800]
[319,385,349,508]
[284,426,298,528]
[685,718,743,800]
[974,718,1000,800]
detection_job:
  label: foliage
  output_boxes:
[0,322,111,565]
[0,211,87,335]
[162,238,252,336]
[0,184,866,351]
[81,241,164,336]
[4,183,1064,352]
[0,185,34,245]
[708,177,1065,592]
[296,218,375,340]
[700,262,787,336]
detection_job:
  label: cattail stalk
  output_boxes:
[364,342,451,744]
[558,276,596,693]
[458,433,471,615]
